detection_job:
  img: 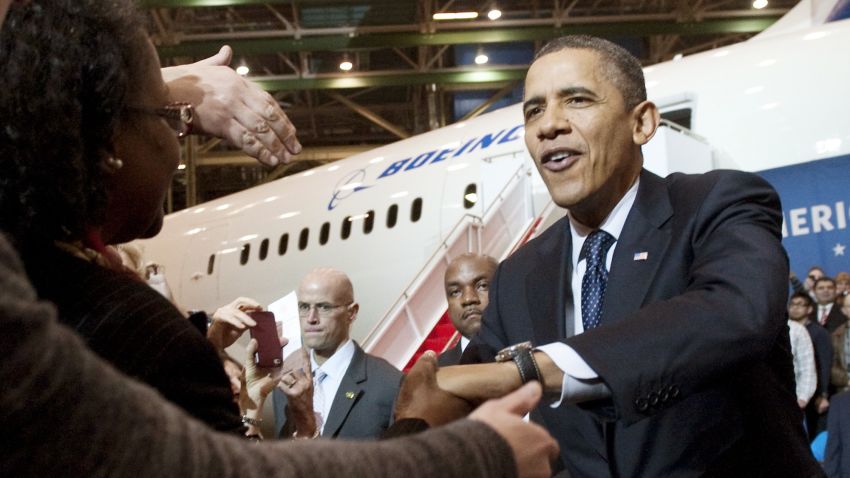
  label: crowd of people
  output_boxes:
[787,267,850,474]
[1,0,844,477]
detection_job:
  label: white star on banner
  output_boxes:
[835,243,846,257]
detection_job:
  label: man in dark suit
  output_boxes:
[818,277,848,333]
[431,35,820,476]
[272,268,402,440]
[439,253,498,367]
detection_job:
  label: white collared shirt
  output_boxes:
[537,178,639,405]
[460,336,470,353]
[310,339,355,434]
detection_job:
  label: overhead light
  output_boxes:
[339,59,353,71]
[752,0,768,9]
[235,65,249,76]
[487,9,502,20]
[474,47,489,65]
[464,192,479,204]
[673,53,683,61]
[177,164,186,170]
[433,11,478,20]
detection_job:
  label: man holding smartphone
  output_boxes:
[272,268,402,440]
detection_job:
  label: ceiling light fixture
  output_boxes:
[474,48,489,65]
[339,53,353,71]
[488,9,502,20]
[752,0,768,9]
[433,11,478,20]
[235,65,249,76]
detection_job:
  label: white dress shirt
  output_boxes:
[310,339,355,434]
[536,178,639,406]
[788,320,817,404]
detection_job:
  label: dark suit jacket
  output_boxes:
[272,342,402,440]
[824,305,849,334]
[826,390,850,477]
[438,341,463,367]
[464,169,821,477]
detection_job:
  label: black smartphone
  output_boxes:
[248,311,283,367]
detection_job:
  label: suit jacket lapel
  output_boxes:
[323,344,365,437]
[601,169,673,326]
[526,216,571,343]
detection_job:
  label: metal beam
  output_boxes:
[251,67,527,91]
[327,93,411,139]
[155,16,779,58]
[459,82,519,122]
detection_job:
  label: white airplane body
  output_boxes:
[140,4,850,361]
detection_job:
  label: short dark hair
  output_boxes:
[790,292,814,308]
[534,35,647,110]
[0,0,144,248]
[814,277,836,288]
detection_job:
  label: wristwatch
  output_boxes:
[495,341,544,389]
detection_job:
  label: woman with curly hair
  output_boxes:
[0,0,250,434]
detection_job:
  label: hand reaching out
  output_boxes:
[470,382,560,478]
[394,351,472,426]
[162,45,302,166]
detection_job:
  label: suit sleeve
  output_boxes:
[565,171,790,423]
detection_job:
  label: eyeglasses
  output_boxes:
[297,302,352,317]
[126,102,194,138]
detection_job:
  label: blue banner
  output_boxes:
[758,154,850,279]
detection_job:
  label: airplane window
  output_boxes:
[341,216,351,240]
[320,222,330,245]
[364,210,375,234]
[463,183,478,209]
[259,238,269,261]
[278,233,289,256]
[660,108,692,130]
[240,243,250,265]
[411,197,423,222]
[207,254,215,275]
[386,204,398,229]
[299,227,309,250]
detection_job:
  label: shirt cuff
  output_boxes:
[536,343,610,407]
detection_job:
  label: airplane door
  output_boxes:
[180,222,228,312]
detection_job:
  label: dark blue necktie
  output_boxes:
[580,230,615,330]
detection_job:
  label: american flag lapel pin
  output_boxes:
[633,251,648,261]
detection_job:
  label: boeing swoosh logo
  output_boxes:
[327,168,373,210]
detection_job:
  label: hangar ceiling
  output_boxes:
[141,0,799,209]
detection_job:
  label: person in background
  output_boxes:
[788,305,817,410]
[440,253,499,366]
[836,272,850,298]
[816,277,845,331]
[272,268,402,439]
[788,291,835,439]
[792,266,826,299]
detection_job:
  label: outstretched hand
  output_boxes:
[162,45,302,166]
[470,382,560,478]
[394,351,473,426]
